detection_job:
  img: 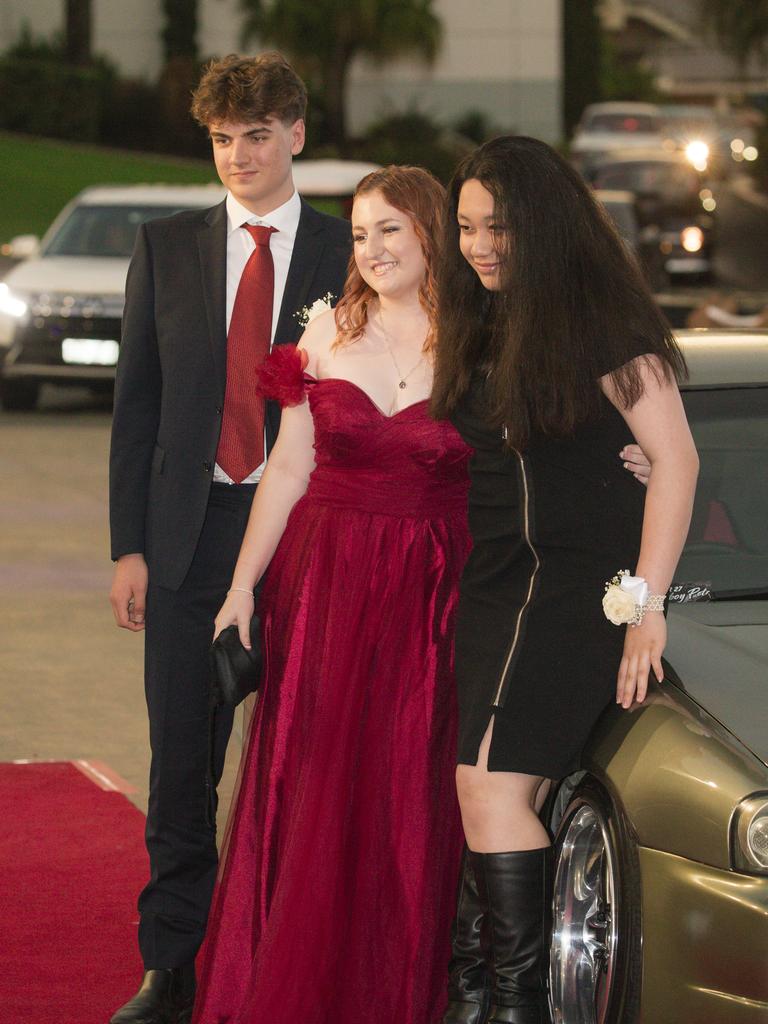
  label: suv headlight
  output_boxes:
[0,283,28,319]
[0,283,29,347]
[684,139,709,172]
[731,793,768,874]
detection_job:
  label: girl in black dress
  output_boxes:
[432,137,699,1024]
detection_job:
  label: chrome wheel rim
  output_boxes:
[549,803,618,1024]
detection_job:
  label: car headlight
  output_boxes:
[680,225,704,252]
[684,140,709,172]
[0,283,28,347]
[0,283,28,319]
[731,793,768,874]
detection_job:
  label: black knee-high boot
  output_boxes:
[470,847,553,1024]
[441,848,491,1024]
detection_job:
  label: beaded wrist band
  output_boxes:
[603,570,666,626]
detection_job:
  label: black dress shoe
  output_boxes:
[109,967,196,1024]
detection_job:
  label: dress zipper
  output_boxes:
[493,429,541,708]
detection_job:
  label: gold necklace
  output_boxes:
[377,309,426,390]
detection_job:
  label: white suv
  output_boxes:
[0,185,225,410]
[0,161,377,410]
[571,101,664,177]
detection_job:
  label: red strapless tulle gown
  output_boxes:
[192,347,472,1024]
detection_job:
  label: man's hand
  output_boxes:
[621,444,651,485]
[110,553,149,631]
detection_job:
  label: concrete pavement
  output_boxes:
[0,385,241,823]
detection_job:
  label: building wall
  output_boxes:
[346,0,561,140]
[0,0,561,141]
[0,0,165,78]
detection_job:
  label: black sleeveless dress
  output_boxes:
[451,369,646,779]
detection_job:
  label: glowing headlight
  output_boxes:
[732,794,768,874]
[0,283,28,319]
[680,226,704,253]
[743,146,759,162]
[685,140,709,172]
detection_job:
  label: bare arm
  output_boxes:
[213,312,336,645]
[601,356,699,707]
[213,388,316,645]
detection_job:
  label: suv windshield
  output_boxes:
[675,386,768,594]
[585,113,659,133]
[44,204,194,258]
[593,162,698,199]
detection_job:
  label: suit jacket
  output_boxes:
[109,198,351,590]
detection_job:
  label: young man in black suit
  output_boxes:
[108,53,351,1024]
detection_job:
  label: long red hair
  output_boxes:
[333,165,445,352]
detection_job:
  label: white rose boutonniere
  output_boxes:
[295,292,336,328]
[602,570,638,626]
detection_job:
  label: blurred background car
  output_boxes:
[0,184,224,411]
[570,101,664,178]
[595,188,667,290]
[588,148,715,286]
[0,160,378,411]
[548,330,768,1024]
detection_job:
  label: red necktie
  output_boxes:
[216,224,277,483]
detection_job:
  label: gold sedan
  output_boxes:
[548,331,768,1024]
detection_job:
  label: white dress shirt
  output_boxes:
[214,189,302,484]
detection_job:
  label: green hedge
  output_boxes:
[0,57,112,142]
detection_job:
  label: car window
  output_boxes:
[675,386,768,593]
[593,163,698,199]
[43,205,199,258]
[585,113,659,133]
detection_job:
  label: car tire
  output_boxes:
[0,378,40,411]
[549,777,642,1024]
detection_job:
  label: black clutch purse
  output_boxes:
[208,615,263,707]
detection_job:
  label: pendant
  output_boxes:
[399,380,407,389]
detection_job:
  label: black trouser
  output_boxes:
[138,482,256,968]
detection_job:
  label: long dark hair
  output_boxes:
[431,136,686,447]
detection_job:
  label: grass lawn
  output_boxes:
[0,132,217,243]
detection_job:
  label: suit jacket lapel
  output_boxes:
[197,200,228,393]
[274,200,330,345]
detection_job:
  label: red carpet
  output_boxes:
[0,761,148,1024]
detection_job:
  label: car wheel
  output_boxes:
[549,778,641,1024]
[0,378,40,411]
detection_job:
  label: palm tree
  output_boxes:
[240,0,442,148]
[65,0,91,65]
[162,0,199,61]
[700,0,768,69]
[562,0,602,137]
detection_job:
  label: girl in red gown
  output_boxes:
[192,167,471,1024]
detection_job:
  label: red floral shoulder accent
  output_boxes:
[255,345,310,407]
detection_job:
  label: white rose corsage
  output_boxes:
[295,292,335,328]
[603,570,665,626]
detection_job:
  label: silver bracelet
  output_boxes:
[631,594,665,626]
[228,587,255,597]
